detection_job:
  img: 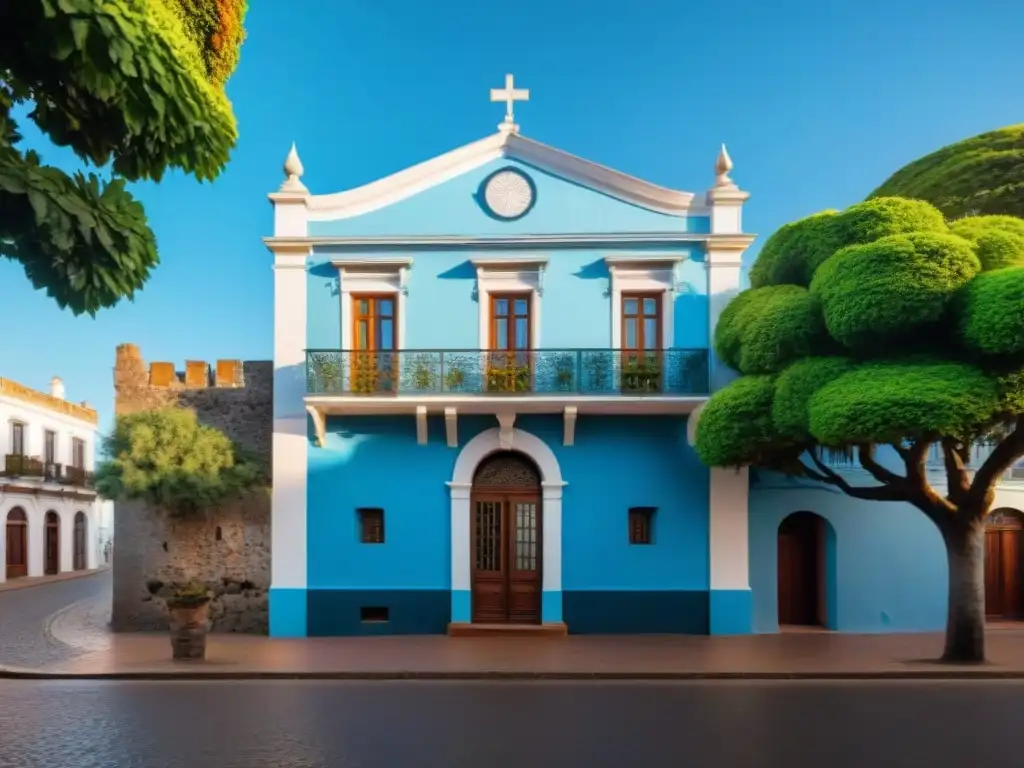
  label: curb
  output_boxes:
[0,567,109,595]
[2,668,1021,681]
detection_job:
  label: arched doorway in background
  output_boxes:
[985,508,1024,620]
[73,512,87,571]
[470,451,542,625]
[777,511,831,628]
[5,508,28,580]
[44,511,60,575]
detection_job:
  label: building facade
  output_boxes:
[264,77,1024,638]
[1,376,103,582]
[266,77,752,637]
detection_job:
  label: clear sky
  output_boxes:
[1,0,1021,434]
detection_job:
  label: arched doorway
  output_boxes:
[777,512,829,627]
[985,508,1024,620]
[73,512,87,571]
[44,511,60,575]
[5,508,28,579]
[470,451,542,624]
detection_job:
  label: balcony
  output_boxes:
[2,454,95,489]
[306,349,709,397]
[303,349,709,449]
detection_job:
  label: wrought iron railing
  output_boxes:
[2,454,95,488]
[305,349,709,396]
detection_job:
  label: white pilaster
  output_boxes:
[704,145,752,392]
[448,483,471,592]
[270,246,310,590]
[708,466,750,590]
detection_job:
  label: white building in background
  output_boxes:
[0,375,107,582]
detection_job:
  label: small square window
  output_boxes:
[628,507,655,545]
[358,508,385,544]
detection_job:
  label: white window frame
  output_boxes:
[332,258,412,351]
[472,257,547,349]
[605,256,686,350]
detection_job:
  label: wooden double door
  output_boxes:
[471,492,542,624]
[985,511,1024,620]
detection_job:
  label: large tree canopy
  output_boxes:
[0,0,247,315]
[700,196,1024,483]
[869,124,1024,220]
[696,196,1024,661]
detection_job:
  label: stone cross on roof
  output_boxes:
[490,73,529,134]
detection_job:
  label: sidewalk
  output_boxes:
[10,618,1024,680]
[0,565,109,593]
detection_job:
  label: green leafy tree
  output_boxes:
[0,0,247,315]
[697,196,1024,663]
[870,124,1024,220]
[95,408,263,516]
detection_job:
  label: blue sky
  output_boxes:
[2,0,1021,434]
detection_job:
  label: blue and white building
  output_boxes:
[265,76,1024,637]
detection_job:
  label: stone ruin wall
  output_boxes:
[111,343,274,633]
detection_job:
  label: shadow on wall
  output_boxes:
[749,475,948,634]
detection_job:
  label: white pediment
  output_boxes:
[292,131,701,221]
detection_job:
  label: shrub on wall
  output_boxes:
[95,408,264,516]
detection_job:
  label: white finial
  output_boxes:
[714,143,736,189]
[280,142,307,192]
[490,73,530,134]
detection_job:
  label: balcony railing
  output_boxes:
[306,349,710,397]
[2,454,95,488]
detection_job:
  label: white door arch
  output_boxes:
[447,427,566,624]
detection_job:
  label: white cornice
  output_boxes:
[604,254,688,269]
[471,256,549,270]
[298,131,704,221]
[330,257,414,270]
[263,232,754,249]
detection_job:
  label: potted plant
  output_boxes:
[445,363,466,392]
[166,581,212,660]
[410,355,437,391]
[555,355,575,391]
[311,357,340,392]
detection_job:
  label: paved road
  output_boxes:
[0,571,110,668]
[0,679,1019,767]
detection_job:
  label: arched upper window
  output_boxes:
[473,451,541,487]
[6,508,27,523]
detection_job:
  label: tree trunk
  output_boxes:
[942,519,987,663]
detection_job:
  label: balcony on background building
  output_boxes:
[302,349,710,449]
[306,348,710,398]
[1,454,95,489]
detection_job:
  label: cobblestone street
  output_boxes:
[0,570,110,668]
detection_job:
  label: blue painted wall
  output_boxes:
[307,158,709,237]
[305,413,711,634]
[748,473,948,633]
[305,248,709,351]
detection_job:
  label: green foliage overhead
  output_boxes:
[958,268,1024,356]
[810,231,980,351]
[772,357,853,443]
[749,198,949,289]
[0,0,247,315]
[949,215,1024,271]
[808,361,1001,446]
[748,210,840,288]
[693,375,796,468]
[696,194,1024,479]
[870,124,1024,220]
[95,408,263,515]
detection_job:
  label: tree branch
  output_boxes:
[968,416,1024,512]
[889,441,911,463]
[857,444,907,487]
[801,453,909,502]
[941,437,970,505]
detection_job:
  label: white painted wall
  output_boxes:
[0,396,95,471]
